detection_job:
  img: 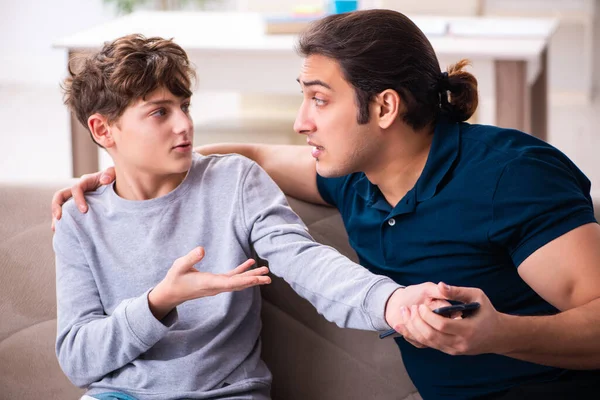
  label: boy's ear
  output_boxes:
[87,113,115,148]
[374,89,402,129]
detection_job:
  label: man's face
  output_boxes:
[109,87,194,176]
[294,54,381,178]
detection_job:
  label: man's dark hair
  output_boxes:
[297,10,478,130]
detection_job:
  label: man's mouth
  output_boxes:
[307,140,323,150]
[308,141,324,158]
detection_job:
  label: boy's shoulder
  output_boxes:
[192,153,259,179]
[196,152,256,167]
[60,198,80,222]
[57,185,111,227]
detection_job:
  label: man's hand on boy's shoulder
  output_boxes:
[51,167,116,231]
[149,246,272,321]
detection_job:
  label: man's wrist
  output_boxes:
[496,313,535,356]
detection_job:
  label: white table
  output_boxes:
[55,11,556,176]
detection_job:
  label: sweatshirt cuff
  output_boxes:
[124,289,178,347]
[363,278,404,331]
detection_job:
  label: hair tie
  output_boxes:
[438,71,450,92]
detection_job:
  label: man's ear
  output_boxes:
[374,89,402,129]
[87,113,115,148]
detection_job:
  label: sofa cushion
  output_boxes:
[0,224,57,342]
[261,297,420,400]
[0,183,84,399]
[261,197,421,399]
[0,184,68,343]
[0,319,84,399]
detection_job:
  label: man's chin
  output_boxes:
[316,162,346,179]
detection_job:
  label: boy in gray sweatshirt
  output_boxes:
[54,34,440,400]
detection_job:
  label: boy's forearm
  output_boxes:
[501,298,600,369]
[56,290,174,386]
[257,232,401,331]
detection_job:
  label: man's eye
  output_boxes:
[313,97,326,106]
[182,103,191,113]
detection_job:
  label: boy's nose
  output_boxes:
[174,112,193,135]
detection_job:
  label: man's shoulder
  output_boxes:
[458,123,575,175]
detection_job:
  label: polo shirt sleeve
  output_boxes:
[488,152,596,267]
[316,174,348,207]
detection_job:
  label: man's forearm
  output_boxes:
[198,143,325,204]
[501,297,600,369]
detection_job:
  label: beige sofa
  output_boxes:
[0,182,420,400]
[4,182,598,400]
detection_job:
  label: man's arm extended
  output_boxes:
[51,143,326,229]
[195,143,326,205]
[399,223,600,369]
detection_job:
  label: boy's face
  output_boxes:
[294,54,382,178]
[109,87,194,176]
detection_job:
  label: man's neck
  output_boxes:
[365,123,434,207]
[113,163,188,201]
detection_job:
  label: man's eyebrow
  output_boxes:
[296,78,333,91]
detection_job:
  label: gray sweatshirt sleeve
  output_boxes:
[239,163,402,331]
[53,212,177,387]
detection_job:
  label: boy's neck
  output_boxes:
[113,165,189,201]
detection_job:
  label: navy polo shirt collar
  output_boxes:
[416,118,460,201]
[353,174,389,210]
[353,118,460,207]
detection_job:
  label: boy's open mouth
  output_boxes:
[173,141,191,149]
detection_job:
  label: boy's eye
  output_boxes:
[182,103,191,113]
[151,108,166,117]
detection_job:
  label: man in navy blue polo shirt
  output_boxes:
[54,9,600,400]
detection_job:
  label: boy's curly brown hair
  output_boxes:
[62,34,196,145]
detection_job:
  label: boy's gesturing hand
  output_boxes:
[148,247,271,320]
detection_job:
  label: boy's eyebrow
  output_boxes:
[296,78,333,91]
[141,99,175,107]
[141,98,189,107]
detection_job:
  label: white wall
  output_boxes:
[484,0,597,102]
[1,0,598,184]
[0,0,117,86]
[0,0,118,182]
[378,0,480,15]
